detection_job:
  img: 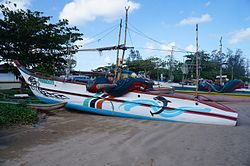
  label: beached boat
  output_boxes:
[26,102,67,111]
[0,100,66,111]
[11,10,239,126]
[13,60,238,126]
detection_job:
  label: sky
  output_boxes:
[1,0,250,71]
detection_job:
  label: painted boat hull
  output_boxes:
[14,61,238,126]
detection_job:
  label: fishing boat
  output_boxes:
[13,60,238,126]
[12,9,238,126]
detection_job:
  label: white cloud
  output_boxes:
[145,42,155,50]
[229,27,250,44]
[144,42,156,54]
[185,44,195,52]
[104,56,111,64]
[161,42,175,50]
[178,14,212,26]
[160,42,175,55]
[59,0,140,25]
[0,0,31,10]
[205,1,211,7]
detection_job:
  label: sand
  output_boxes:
[0,102,250,166]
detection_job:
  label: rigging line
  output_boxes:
[128,23,164,45]
[129,23,196,54]
[128,29,134,47]
[128,27,164,45]
[88,23,119,39]
[96,24,119,41]
[128,27,188,52]
[81,25,119,47]
[174,46,190,53]
[134,47,195,54]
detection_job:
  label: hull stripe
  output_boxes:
[96,96,114,109]
[186,110,237,121]
[90,98,99,108]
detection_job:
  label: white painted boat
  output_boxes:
[14,60,238,126]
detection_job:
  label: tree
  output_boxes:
[171,60,183,82]
[224,49,246,80]
[149,57,167,80]
[125,56,167,80]
[93,64,115,73]
[0,3,83,75]
[126,49,142,62]
[184,51,219,80]
[126,59,154,74]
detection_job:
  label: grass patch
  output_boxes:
[0,88,41,127]
[0,103,38,126]
[0,88,33,99]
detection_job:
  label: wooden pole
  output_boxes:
[219,37,223,85]
[118,6,129,80]
[169,46,174,82]
[195,24,199,97]
[114,19,123,81]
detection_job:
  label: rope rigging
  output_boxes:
[134,47,195,54]
[73,18,196,55]
[128,22,195,54]
[80,23,120,47]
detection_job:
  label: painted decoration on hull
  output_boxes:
[119,96,212,118]
[83,93,114,111]
[28,76,69,100]
[83,94,212,118]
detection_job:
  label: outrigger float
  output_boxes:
[14,60,238,126]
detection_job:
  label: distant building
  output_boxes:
[0,64,21,89]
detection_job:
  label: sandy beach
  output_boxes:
[0,102,250,166]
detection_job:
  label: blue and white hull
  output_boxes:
[14,61,238,126]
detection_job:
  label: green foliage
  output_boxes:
[126,59,154,76]
[0,89,32,98]
[92,64,115,74]
[172,61,184,82]
[126,59,150,73]
[0,103,38,126]
[224,49,246,80]
[124,49,249,82]
[126,49,142,62]
[0,89,39,126]
[184,51,222,80]
[0,3,83,75]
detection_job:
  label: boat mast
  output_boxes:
[169,46,174,82]
[219,36,223,84]
[195,24,199,97]
[118,6,129,80]
[114,19,123,81]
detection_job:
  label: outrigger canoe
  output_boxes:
[13,60,238,126]
[0,100,66,111]
[26,102,67,111]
